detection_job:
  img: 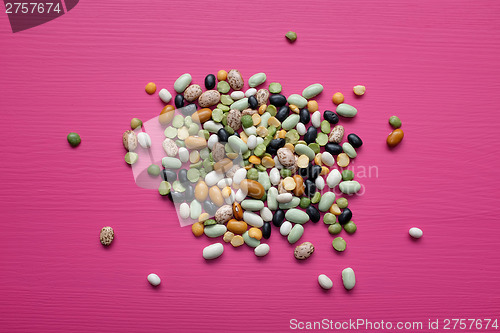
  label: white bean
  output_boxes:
[326,169,342,188]
[247,135,257,150]
[158,88,172,103]
[230,91,245,101]
[203,243,224,260]
[269,168,281,186]
[260,207,273,222]
[277,193,293,203]
[315,176,325,190]
[280,221,292,236]
[179,202,190,219]
[409,227,423,239]
[232,168,247,185]
[147,273,161,286]
[178,147,189,163]
[245,88,257,97]
[137,132,152,148]
[318,274,333,290]
[243,211,264,227]
[254,244,270,257]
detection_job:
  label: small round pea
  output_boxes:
[389,116,402,129]
[332,237,347,252]
[67,132,81,147]
[336,197,348,209]
[147,164,161,177]
[299,197,311,209]
[328,223,342,235]
[285,31,297,42]
[241,115,253,128]
[343,221,357,234]
[269,82,282,94]
[131,118,142,129]
[342,170,354,181]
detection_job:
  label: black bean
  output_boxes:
[299,108,310,124]
[248,95,258,109]
[217,128,230,143]
[338,208,352,225]
[323,110,339,124]
[180,103,196,116]
[269,94,287,107]
[170,191,184,203]
[204,201,218,216]
[298,167,309,178]
[304,126,318,144]
[174,94,184,109]
[325,142,343,155]
[347,133,363,148]
[275,106,290,122]
[266,146,277,155]
[304,179,317,197]
[269,138,286,149]
[178,169,188,183]
[162,169,177,182]
[262,222,272,239]
[204,74,216,90]
[306,205,320,223]
[308,165,322,180]
[272,209,285,227]
[184,185,194,202]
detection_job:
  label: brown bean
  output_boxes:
[209,186,224,207]
[387,129,404,147]
[239,179,265,199]
[191,108,212,124]
[227,220,248,234]
[185,136,207,149]
[195,181,208,202]
[159,105,175,125]
[232,202,243,220]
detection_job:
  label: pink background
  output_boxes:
[1,0,500,332]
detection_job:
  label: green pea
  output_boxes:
[266,105,277,116]
[224,125,234,135]
[241,115,253,128]
[280,168,292,178]
[342,170,354,181]
[172,115,184,128]
[203,159,214,172]
[217,81,230,93]
[124,152,138,165]
[242,150,252,160]
[299,197,311,209]
[343,221,357,234]
[200,129,210,140]
[336,197,348,209]
[254,144,266,157]
[332,237,347,252]
[308,143,320,154]
[311,192,321,204]
[204,219,217,226]
[269,82,282,94]
[328,223,342,235]
[255,164,266,172]
[323,213,337,224]
[130,118,142,130]
[285,129,300,144]
[247,168,259,180]
[188,123,199,135]
[67,132,81,147]
[187,168,201,182]
[158,181,171,196]
[267,125,277,137]
[220,95,234,106]
[218,103,230,112]
[147,164,161,177]
[221,113,228,126]
[244,160,251,166]
[199,168,207,178]
[184,116,193,127]
[190,161,203,169]
[285,31,297,42]
[321,120,331,134]
[389,116,402,129]
[212,108,224,122]
[316,133,328,146]
[172,180,186,192]
[200,148,210,159]
[262,135,272,147]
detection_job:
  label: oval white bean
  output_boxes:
[254,244,270,257]
[409,227,423,239]
[280,221,292,236]
[203,243,224,260]
[147,273,161,286]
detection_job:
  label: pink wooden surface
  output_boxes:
[1,0,500,332]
